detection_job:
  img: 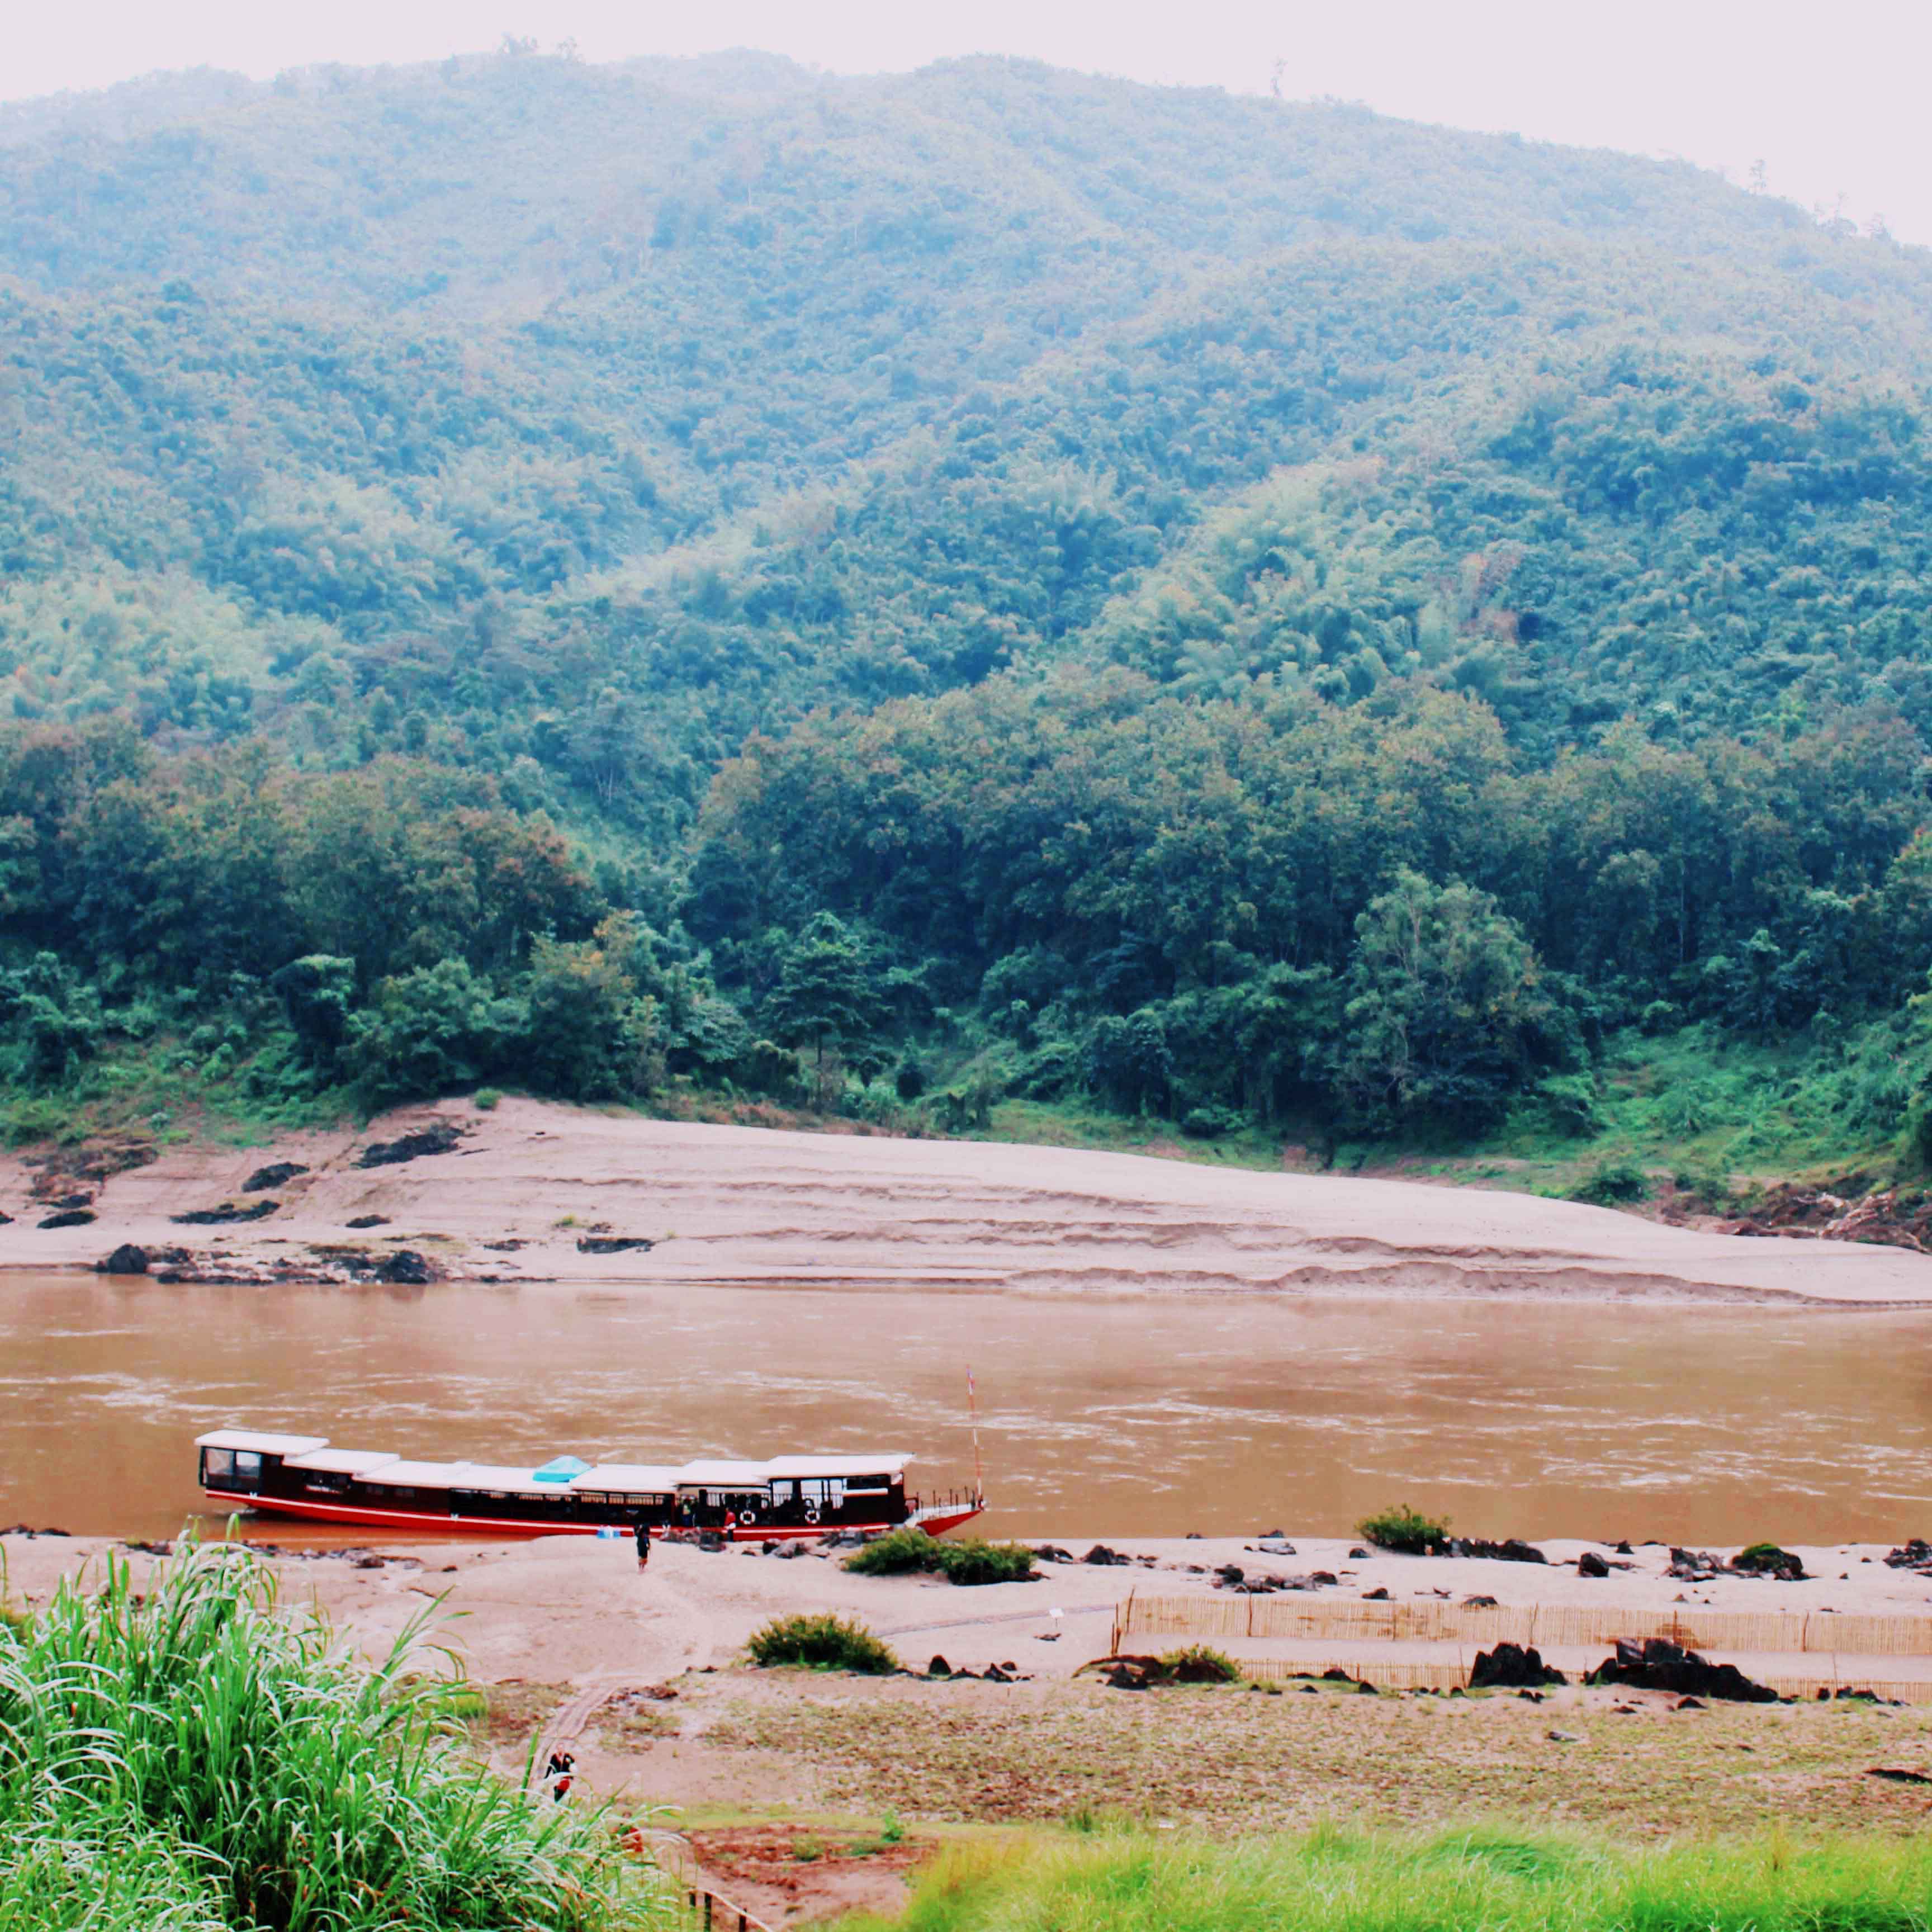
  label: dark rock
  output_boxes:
[347,1215,390,1229]
[927,1655,952,1678]
[97,1244,150,1275]
[1469,1642,1567,1689]
[1260,1528,1289,1541]
[1587,1637,1778,1703]
[1462,1594,1500,1609]
[1309,1570,1338,1585]
[1348,1546,1371,1560]
[983,1663,1016,1683]
[0,1211,11,1224]
[1547,1729,1581,1742]
[353,1555,386,1570]
[482,1238,526,1251]
[37,1209,96,1229]
[243,1162,308,1192]
[1082,1544,1130,1566]
[1732,1543,1807,1580]
[1031,1544,1073,1563]
[1213,1564,1244,1585]
[1578,1550,1610,1578]
[1615,1540,1634,1555]
[1868,1766,1932,1783]
[1103,1662,1153,1689]
[51,1191,94,1210]
[1322,1668,1353,1682]
[1667,1546,1723,1580]
[373,1250,434,1285]
[1446,1537,1548,1564]
[1356,1679,1378,1695]
[1883,1539,1932,1570]
[1363,1586,1391,1600]
[356,1122,462,1168]
[1676,1696,1706,1710]
[576,1235,655,1254]
[171,1200,278,1225]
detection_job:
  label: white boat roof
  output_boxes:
[574,1465,683,1492]
[449,1464,561,1495]
[197,1432,911,1489]
[364,1460,467,1489]
[675,1460,778,1486]
[283,1449,400,1476]
[196,1429,330,1456]
[766,1456,909,1479]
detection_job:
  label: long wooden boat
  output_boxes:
[195,1429,986,1540]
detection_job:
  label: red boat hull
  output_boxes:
[203,1488,985,1540]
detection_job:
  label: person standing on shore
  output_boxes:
[634,1515,650,1570]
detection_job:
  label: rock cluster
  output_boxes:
[1469,1642,1567,1688]
[1587,1637,1778,1703]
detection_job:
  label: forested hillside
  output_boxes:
[5,44,1932,1189]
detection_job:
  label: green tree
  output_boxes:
[760,913,882,1079]
[1334,869,1574,1134]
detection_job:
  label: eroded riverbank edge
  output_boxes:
[3,1095,1931,1306]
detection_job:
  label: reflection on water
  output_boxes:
[4,1272,1931,1544]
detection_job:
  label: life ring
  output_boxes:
[803,1504,820,1525]
[740,1508,756,1527]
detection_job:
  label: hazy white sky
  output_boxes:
[8,0,1930,245]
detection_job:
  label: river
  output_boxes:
[5,1272,1930,1546]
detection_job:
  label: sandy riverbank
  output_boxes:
[4,1096,1930,1305]
[15,1526,1932,1918]
[8,1530,1932,1690]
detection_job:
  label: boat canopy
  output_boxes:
[196,1429,330,1457]
[573,1465,683,1494]
[283,1448,401,1476]
[200,1432,911,1494]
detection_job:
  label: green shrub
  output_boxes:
[844,1528,1035,1585]
[843,1527,940,1575]
[1158,1644,1241,1684]
[1568,1161,1650,1205]
[934,1538,1038,1586]
[1357,1503,1450,1554]
[473,1086,503,1110]
[0,1536,661,1931]
[746,1612,898,1674]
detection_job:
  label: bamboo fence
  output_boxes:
[1112,1593,1932,1659]
[1225,1656,1932,1703]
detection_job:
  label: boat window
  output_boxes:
[202,1448,235,1483]
[302,1472,349,1494]
[235,1451,262,1480]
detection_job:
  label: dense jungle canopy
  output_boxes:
[5,46,1932,1169]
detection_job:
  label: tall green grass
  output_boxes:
[0,1537,669,1931]
[838,1825,1932,1932]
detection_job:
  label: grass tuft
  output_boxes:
[1356,1503,1450,1554]
[0,1533,668,1930]
[746,1612,898,1674]
[845,1529,1036,1587]
[837,1823,1932,1932]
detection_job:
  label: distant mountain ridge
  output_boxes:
[2,50,1932,1173]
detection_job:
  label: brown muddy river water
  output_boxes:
[6,1271,1932,1546]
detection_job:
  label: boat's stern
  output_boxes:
[907,1495,987,1538]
